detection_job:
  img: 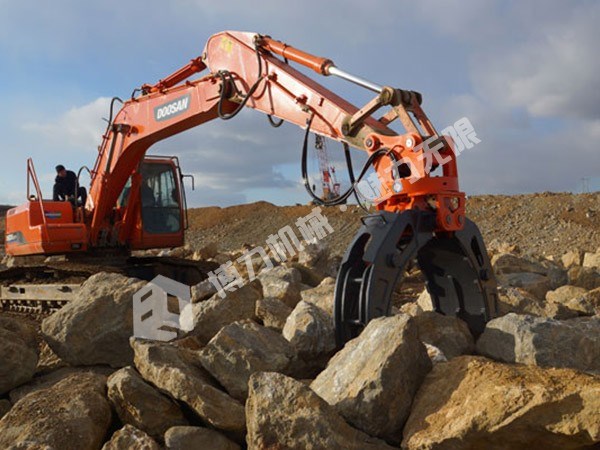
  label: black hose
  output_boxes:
[300,114,389,207]
[267,114,284,127]
[217,44,265,120]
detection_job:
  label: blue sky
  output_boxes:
[0,0,598,207]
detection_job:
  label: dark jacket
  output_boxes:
[54,170,78,197]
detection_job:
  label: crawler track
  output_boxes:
[0,256,218,316]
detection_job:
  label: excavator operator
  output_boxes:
[53,165,87,205]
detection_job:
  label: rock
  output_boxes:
[255,297,292,331]
[545,285,597,319]
[107,366,187,440]
[497,272,553,299]
[416,288,434,311]
[246,372,395,450]
[9,366,114,403]
[497,286,546,316]
[583,250,600,269]
[492,252,547,275]
[477,314,600,374]
[258,265,302,307]
[41,272,146,368]
[403,356,600,450]
[165,426,240,450]
[413,312,474,359]
[282,301,336,375]
[0,373,112,450]
[568,266,600,290]
[131,339,245,437]
[190,283,261,344]
[0,399,10,419]
[0,317,38,395]
[191,279,217,303]
[311,315,431,444]
[102,425,160,450]
[298,240,329,273]
[198,321,296,401]
[299,276,335,316]
[424,343,448,364]
[561,249,582,268]
[193,242,219,260]
[289,262,324,287]
[399,301,424,316]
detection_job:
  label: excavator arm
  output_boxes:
[21,31,500,344]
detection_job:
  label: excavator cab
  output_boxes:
[124,156,189,251]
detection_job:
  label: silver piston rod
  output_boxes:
[325,65,383,93]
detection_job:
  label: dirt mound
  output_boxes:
[185,192,600,259]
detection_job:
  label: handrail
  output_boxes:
[26,158,48,227]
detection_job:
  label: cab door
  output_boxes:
[128,157,186,250]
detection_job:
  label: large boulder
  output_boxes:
[311,314,431,444]
[190,283,261,344]
[165,426,240,450]
[246,372,395,450]
[258,265,302,307]
[198,320,296,401]
[583,250,600,269]
[9,366,114,403]
[41,272,146,368]
[131,339,245,437]
[477,313,600,374]
[0,317,38,395]
[107,366,187,440]
[282,300,336,375]
[413,312,474,359]
[0,372,112,450]
[496,286,546,317]
[255,296,292,331]
[403,356,600,450]
[299,276,336,315]
[102,425,160,450]
[545,285,599,318]
[568,266,600,290]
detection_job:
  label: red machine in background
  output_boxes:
[5,31,498,344]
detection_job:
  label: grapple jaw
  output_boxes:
[334,210,498,347]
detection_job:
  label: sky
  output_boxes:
[0,0,598,207]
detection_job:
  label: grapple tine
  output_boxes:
[334,210,498,347]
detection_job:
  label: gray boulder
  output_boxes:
[0,372,112,450]
[190,283,261,344]
[255,296,292,331]
[413,311,474,359]
[131,339,245,437]
[258,265,302,307]
[107,366,187,440]
[311,314,431,444]
[102,425,160,450]
[165,426,240,450]
[477,313,600,374]
[198,320,296,400]
[41,272,146,367]
[0,317,38,395]
[246,372,395,450]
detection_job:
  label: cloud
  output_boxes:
[21,97,111,151]
[471,2,600,120]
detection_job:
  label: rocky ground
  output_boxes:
[0,193,599,449]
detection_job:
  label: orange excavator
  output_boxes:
[4,31,498,344]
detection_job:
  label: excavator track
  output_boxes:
[0,257,218,316]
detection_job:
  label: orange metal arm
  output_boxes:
[87,30,464,247]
